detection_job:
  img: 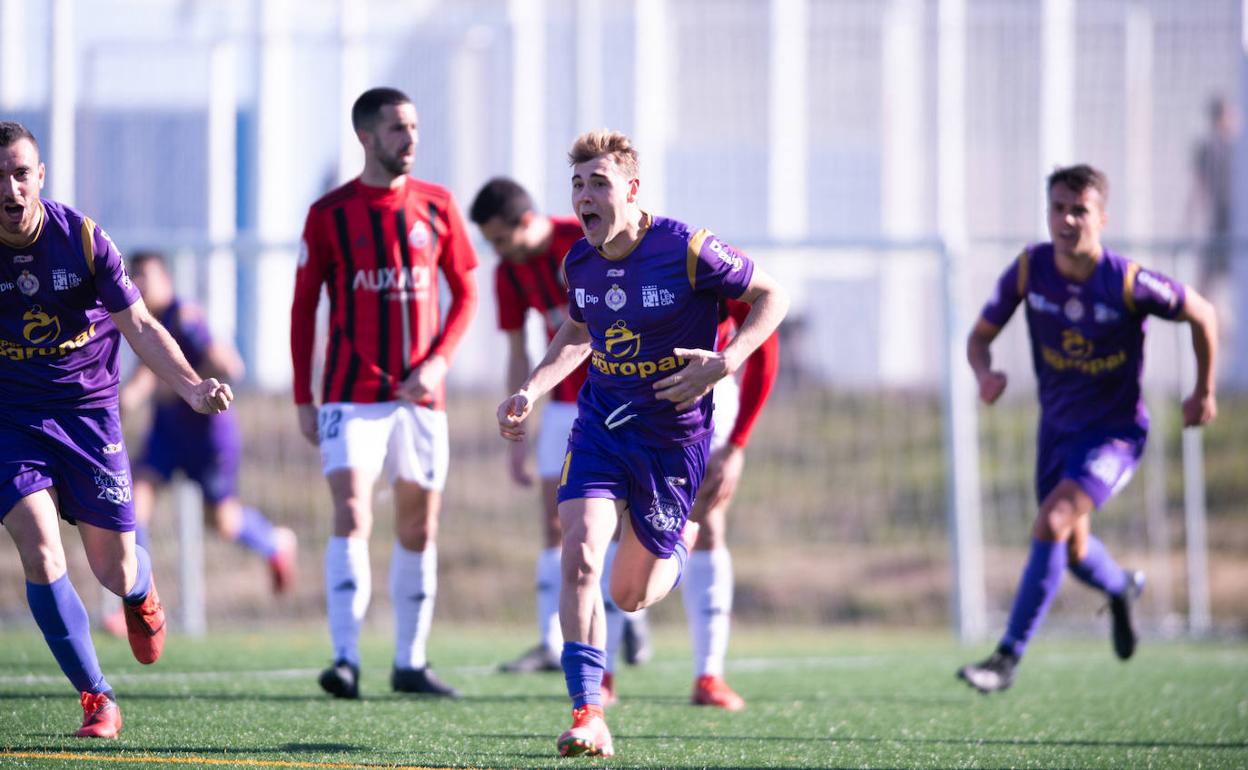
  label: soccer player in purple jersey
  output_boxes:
[957,164,1218,693]
[496,130,789,758]
[0,122,233,738]
[120,252,295,590]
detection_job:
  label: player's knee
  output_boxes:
[19,544,66,583]
[1035,499,1076,541]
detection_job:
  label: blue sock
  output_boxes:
[133,523,150,550]
[1068,535,1128,596]
[27,575,110,694]
[561,641,606,709]
[233,506,278,558]
[670,538,690,591]
[123,544,153,605]
[999,539,1067,659]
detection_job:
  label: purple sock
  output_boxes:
[27,575,110,694]
[561,641,606,709]
[233,506,278,558]
[133,523,150,550]
[670,538,689,591]
[123,544,152,605]
[1068,535,1128,596]
[999,539,1067,659]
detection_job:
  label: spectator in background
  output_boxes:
[1190,94,1237,291]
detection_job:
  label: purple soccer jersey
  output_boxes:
[0,200,140,529]
[558,215,755,556]
[0,200,140,409]
[564,215,755,447]
[981,243,1185,434]
[137,298,242,503]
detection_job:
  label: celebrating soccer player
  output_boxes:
[0,121,233,738]
[291,87,478,700]
[116,251,295,596]
[469,176,652,677]
[957,164,1218,693]
[497,130,789,757]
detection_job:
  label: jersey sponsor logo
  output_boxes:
[1042,328,1127,375]
[1,319,98,361]
[351,265,431,295]
[1063,297,1085,322]
[592,320,687,379]
[605,283,626,311]
[645,498,682,533]
[22,305,61,344]
[606,268,625,277]
[1027,292,1061,314]
[641,284,676,308]
[707,238,744,271]
[575,287,600,308]
[17,270,38,296]
[12,254,32,264]
[51,268,82,291]
[408,221,430,250]
[1137,269,1178,308]
[1093,303,1121,323]
[93,466,132,506]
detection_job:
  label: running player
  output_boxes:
[957,164,1218,693]
[497,130,789,757]
[0,121,232,738]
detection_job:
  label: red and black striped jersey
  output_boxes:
[717,298,779,448]
[291,177,478,409]
[494,216,587,403]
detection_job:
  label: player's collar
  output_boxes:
[0,200,45,250]
[595,211,651,261]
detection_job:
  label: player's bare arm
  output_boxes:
[1177,285,1218,426]
[655,267,789,413]
[967,318,1008,404]
[497,317,591,441]
[112,298,233,415]
[505,329,535,485]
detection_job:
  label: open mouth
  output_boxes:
[580,212,601,231]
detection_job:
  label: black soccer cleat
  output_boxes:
[622,613,653,666]
[957,649,1018,694]
[391,665,461,699]
[319,660,360,699]
[499,644,561,673]
[1110,570,1146,660]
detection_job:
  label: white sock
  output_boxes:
[536,547,563,654]
[601,541,624,674]
[325,536,371,667]
[682,548,733,677]
[390,543,437,670]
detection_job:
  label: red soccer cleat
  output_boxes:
[600,671,618,707]
[557,705,614,758]
[268,527,298,594]
[124,575,166,665]
[692,673,746,711]
[74,691,122,738]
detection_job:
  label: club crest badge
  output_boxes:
[408,221,430,250]
[17,270,39,296]
[605,283,626,311]
[1063,297,1084,322]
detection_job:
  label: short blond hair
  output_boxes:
[568,130,639,178]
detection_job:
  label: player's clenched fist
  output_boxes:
[497,391,533,441]
[976,370,1008,405]
[190,378,233,414]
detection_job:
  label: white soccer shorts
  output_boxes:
[710,376,740,452]
[536,401,578,480]
[317,401,449,490]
